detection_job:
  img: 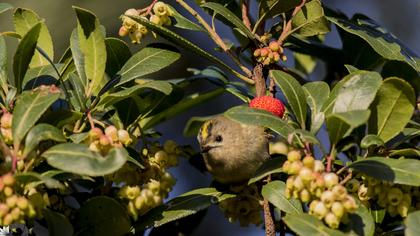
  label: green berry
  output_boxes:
[323,173,339,189]
[105,126,118,142]
[0,112,12,129]
[321,190,336,208]
[325,212,340,229]
[2,174,15,186]
[134,196,145,210]
[331,201,345,218]
[313,201,328,219]
[118,130,132,145]
[299,167,314,183]
[332,185,348,201]
[288,161,303,175]
[300,189,311,202]
[387,187,403,206]
[282,160,291,173]
[302,155,315,169]
[343,196,358,213]
[287,150,302,162]
[313,160,324,173]
[293,176,305,191]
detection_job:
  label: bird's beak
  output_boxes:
[200,145,212,153]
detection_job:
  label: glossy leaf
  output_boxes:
[126,15,250,82]
[406,211,420,236]
[303,81,329,133]
[44,209,74,236]
[291,0,330,37]
[327,16,418,71]
[262,181,302,214]
[0,36,7,90]
[201,2,254,40]
[136,188,235,229]
[15,171,64,189]
[105,37,131,77]
[248,158,285,184]
[70,28,87,89]
[23,124,66,156]
[360,134,384,149]
[22,64,63,87]
[389,148,420,157]
[43,144,128,176]
[76,196,130,236]
[256,0,300,32]
[382,60,420,94]
[12,87,60,146]
[117,47,180,86]
[284,213,347,236]
[369,77,415,142]
[0,3,12,14]
[332,70,382,113]
[326,110,370,145]
[225,106,295,139]
[74,7,107,96]
[14,8,54,67]
[168,5,203,31]
[271,70,307,129]
[348,202,375,236]
[349,157,420,186]
[13,23,41,93]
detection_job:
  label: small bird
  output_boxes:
[197,116,269,184]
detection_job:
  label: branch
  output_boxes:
[278,0,306,43]
[263,176,275,236]
[176,0,253,79]
[253,64,266,97]
[240,0,252,31]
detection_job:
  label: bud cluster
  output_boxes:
[119,2,173,44]
[356,176,420,218]
[0,112,13,145]
[253,41,287,66]
[218,184,263,226]
[0,174,37,225]
[282,150,358,229]
[87,126,132,155]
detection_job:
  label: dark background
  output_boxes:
[0,0,419,235]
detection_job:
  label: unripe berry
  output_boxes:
[343,196,357,213]
[286,176,294,190]
[153,195,163,205]
[263,58,271,66]
[331,201,345,218]
[345,179,360,193]
[313,201,328,219]
[150,14,161,25]
[292,189,299,199]
[387,187,403,206]
[125,8,138,16]
[309,200,319,214]
[3,186,13,197]
[99,135,111,146]
[163,140,178,154]
[287,150,302,162]
[293,176,305,191]
[105,126,118,142]
[0,204,8,217]
[119,26,129,37]
[89,127,103,140]
[154,151,168,167]
[272,52,280,62]
[2,174,15,186]
[269,142,288,155]
[6,195,17,208]
[300,189,311,202]
[325,212,340,229]
[253,49,261,57]
[313,160,324,173]
[153,2,169,16]
[323,173,339,189]
[141,189,154,206]
[302,155,315,169]
[269,41,280,52]
[16,197,28,210]
[282,160,291,173]
[321,190,336,208]
[397,201,410,217]
[124,186,141,200]
[288,161,303,175]
[147,180,161,194]
[260,48,269,57]
[3,213,13,226]
[10,207,21,220]
[1,112,12,129]
[281,55,287,61]
[134,196,145,210]
[332,185,348,201]
[299,167,313,183]
[1,128,12,144]
[118,130,132,145]
[285,188,292,199]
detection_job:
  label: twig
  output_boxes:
[240,0,252,31]
[269,77,276,97]
[253,64,266,97]
[339,172,353,185]
[278,0,306,43]
[263,176,275,236]
[176,0,253,79]
[326,155,332,173]
[139,0,158,16]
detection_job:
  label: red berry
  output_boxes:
[249,96,285,118]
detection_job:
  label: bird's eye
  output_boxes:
[215,135,223,142]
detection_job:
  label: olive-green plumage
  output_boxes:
[197,116,269,184]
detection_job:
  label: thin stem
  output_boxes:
[278,0,306,43]
[176,0,252,78]
[326,145,336,172]
[263,176,275,236]
[253,64,266,97]
[340,172,353,185]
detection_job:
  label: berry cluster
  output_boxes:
[218,184,263,226]
[87,126,132,155]
[253,41,286,66]
[249,96,285,118]
[116,140,180,219]
[355,176,420,218]
[119,2,173,44]
[0,112,13,145]
[283,150,358,229]
[0,174,37,225]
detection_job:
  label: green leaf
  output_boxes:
[117,47,180,86]
[14,8,54,67]
[141,88,224,130]
[248,158,285,184]
[126,15,250,83]
[74,6,107,96]
[406,211,420,236]
[23,124,66,156]
[168,5,203,31]
[136,188,235,229]
[256,0,300,32]
[369,77,415,142]
[76,196,130,236]
[105,38,131,77]
[95,80,172,110]
[225,106,295,139]
[22,64,63,87]
[43,144,128,176]
[271,70,307,129]
[201,2,255,40]
[382,60,420,94]
[283,213,347,236]
[295,52,317,75]
[183,115,215,137]
[15,171,64,189]
[371,208,386,224]
[389,148,420,158]
[332,70,382,113]
[44,209,74,236]
[70,28,87,90]
[326,110,370,145]
[262,181,302,214]
[302,81,329,134]
[348,202,375,236]
[0,36,8,91]
[291,0,330,37]
[0,3,13,14]
[360,134,384,149]
[12,87,60,146]
[327,16,418,71]
[13,23,41,93]
[349,157,420,186]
